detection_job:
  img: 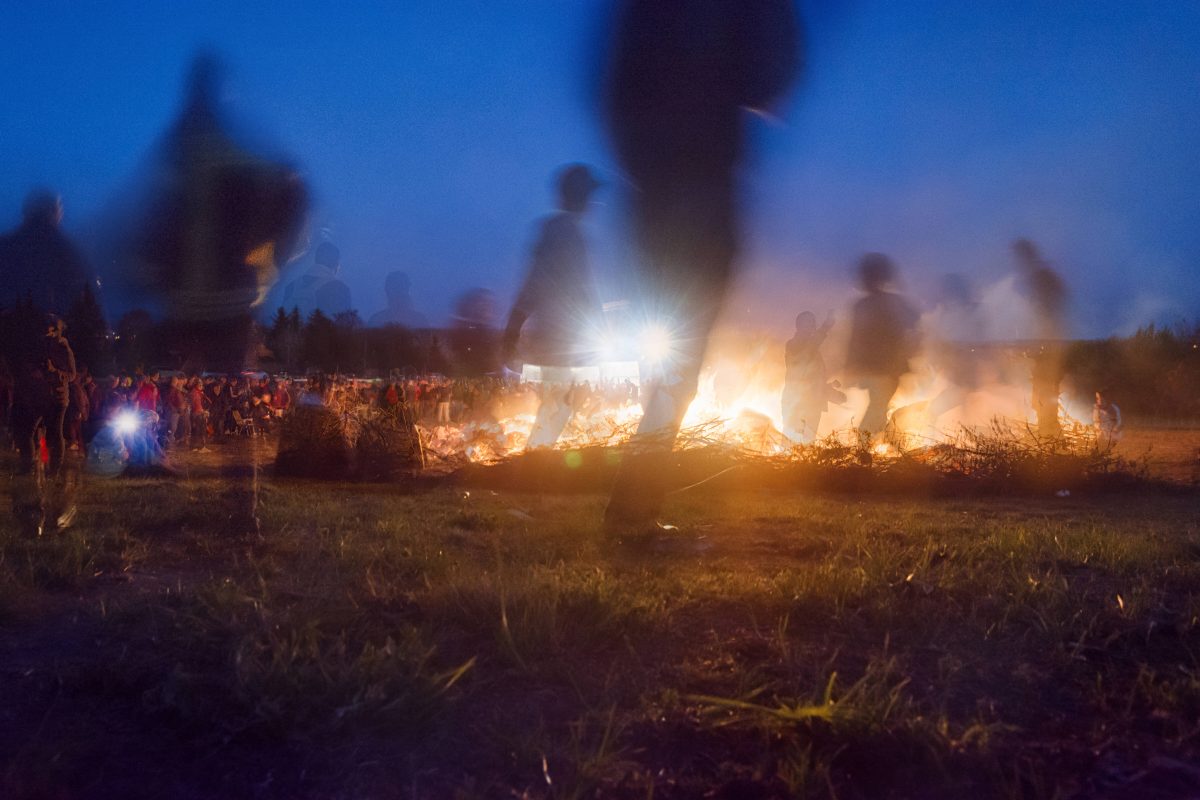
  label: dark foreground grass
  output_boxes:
[1,473,1199,799]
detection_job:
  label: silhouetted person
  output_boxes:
[1014,238,1066,341]
[450,288,499,376]
[1013,238,1067,438]
[125,52,305,535]
[602,0,802,530]
[1092,389,1122,447]
[845,253,919,439]
[0,190,92,315]
[782,311,835,443]
[10,315,78,536]
[926,273,985,423]
[369,270,428,328]
[502,164,604,447]
[132,53,307,373]
[283,241,352,320]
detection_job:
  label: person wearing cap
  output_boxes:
[502,163,604,448]
[845,253,920,438]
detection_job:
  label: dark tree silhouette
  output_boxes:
[266,306,302,372]
[115,309,155,372]
[65,283,110,374]
[302,309,336,373]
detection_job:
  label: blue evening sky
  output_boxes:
[1,1,1197,336]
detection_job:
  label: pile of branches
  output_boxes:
[457,417,1161,497]
[356,409,425,480]
[276,403,423,481]
[908,418,1139,489]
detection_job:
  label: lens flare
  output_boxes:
[112,411,140,436]
[638,324,673,362]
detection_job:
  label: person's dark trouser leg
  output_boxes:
[1031,347,1063,439]
[46,403,79,530]
[49,404,67,475]
[11,412,46,536]
[859,375,900,439]
[604,374,699,528]
[605,177,733,531]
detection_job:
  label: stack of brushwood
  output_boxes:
[458,418,1155,496]
[276,401,423,480]
[355,406,425,479]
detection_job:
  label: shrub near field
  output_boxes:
[2,478,1200,799]
[1066,324,1200,419]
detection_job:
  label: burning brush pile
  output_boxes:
[272,390,1147,494]
[455,412,1149,497]
[273,332,1154,493]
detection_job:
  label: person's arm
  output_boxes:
[63,342,78,384]
[812,312,835,350]
[501,309,528,362]
[503,223,552,362]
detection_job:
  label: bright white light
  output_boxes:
[638,325,673,362]
[596,333,617,361]
[112,411,140,436]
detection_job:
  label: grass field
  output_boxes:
[2,440,1200,798]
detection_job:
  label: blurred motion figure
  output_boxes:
[131,53,307,373]
[1092,390,1122,447]
[0,190,93,315]
[924,273,985,425]
[1013,238,1067,438]
[602,0,802,529]
[9,315,79,536]
[283,242,352,320]
[369,271,428,329]
[502,164,604,447]
[845,253,919,439]
[782,310,836,443]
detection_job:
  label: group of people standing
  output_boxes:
[780,239,1070,446]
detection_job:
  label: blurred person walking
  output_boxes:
[10,316,79,536]
[1093,390,1122,447]
[601,0,802,531]
[782,311,837,443]
[845,254,919,440]
[924,273,985,425]
[130,53,307,375]
[502,164,604,448]
[164,376,189,446]
[369,271,428,329]
[123,52,306,532]
[0,190,93,315]
[1013,238,1068,438]
[283,242,352,320]
[189,378,210,448]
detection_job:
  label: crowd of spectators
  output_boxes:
[2,367,644,457]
